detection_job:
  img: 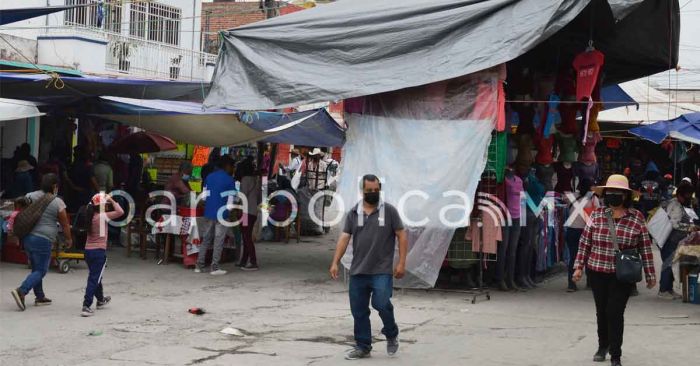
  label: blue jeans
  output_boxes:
[84,249,107,308]
[349,274,399,352]
[19,235,52,299]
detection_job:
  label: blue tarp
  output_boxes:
[629,112,700,145]
[95,97,345,147]
[0,72,209,103]
[600,84,637,111]
[0,5,84,26]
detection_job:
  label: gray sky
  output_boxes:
[649,0,700,90]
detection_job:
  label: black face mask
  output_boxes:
[605,193,625,208]
[364,192,380,205]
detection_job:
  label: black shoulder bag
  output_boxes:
[606,212,643,283]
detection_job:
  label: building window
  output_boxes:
[129,2,147,39]
[64,0,122,33]
[129,2,181,46]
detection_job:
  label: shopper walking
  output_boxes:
[573,174,656,366]
[237,157,262,271]
[80,193,123,317]
[196,156,236,276]
[659,182,697,299]
[565,179,598,292]
[329,174,408,360]
[11,174,73,311]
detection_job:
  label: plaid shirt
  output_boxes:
[574,207,656,281]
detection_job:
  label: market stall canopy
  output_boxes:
[0,98,44,121]
[205,0,678,110]
[0,5,84,25]
[0,72,209,104]
[94,97,345,147]
[596,80,700,124]
[600,84,637,111]
[629,112,700,145]
[109,131,178,154]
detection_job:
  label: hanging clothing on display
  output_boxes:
[555,131,578,163]
[544,93,561,138]
[486,132,508,183]
[586,102,602,133]
[557,102,578,136]
[514,134,534,173]
[579,131,602,164]
[572,49,605,142]
[554,161,575,193]
[513,105,535,135]
[505,173,524,220]
[534,133,554,166]
[471,214,500,255]
[575,161,599,185]
[535,164,554,193]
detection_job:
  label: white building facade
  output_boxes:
[0,0,215,81]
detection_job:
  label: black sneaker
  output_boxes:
[387,337,399,356]
[241,263,259,271]
[97,296,111,309]
[593,347,609,362]
[11,288,26,311]
[35,297,53,306]
[345,347,371,360]
[611,357,622,366]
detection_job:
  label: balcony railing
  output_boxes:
[49,24,216,81]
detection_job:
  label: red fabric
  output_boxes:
[558,102,578,135]
[572,50,605,102]
[534,133,554,165]
[574,207,656,281]
[496,81,506,132]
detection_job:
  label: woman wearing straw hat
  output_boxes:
[572,174,656,366]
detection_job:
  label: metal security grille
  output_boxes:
[64,0,122,34]
[129,1,181,46]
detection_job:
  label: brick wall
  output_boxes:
[202,1,307,54]
[202,2,265,54]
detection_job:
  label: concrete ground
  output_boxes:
[1,231,698,366]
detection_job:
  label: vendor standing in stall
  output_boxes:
[195,156,236,276]
[164,161,193,207]
[659,182,698,300]
[329,174,407,360]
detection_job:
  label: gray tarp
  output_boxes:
[205,0,590,109]
[205,0,656,110]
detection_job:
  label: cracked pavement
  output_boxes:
[1,230,698,365]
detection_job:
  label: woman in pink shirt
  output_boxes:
[80,193,123,317]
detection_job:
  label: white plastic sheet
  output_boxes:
[335,68,500,288]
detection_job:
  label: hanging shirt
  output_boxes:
[554,162,575,193]
[505,175,523,219]
[579,132,602,164]
[555,131,578,163]
[544,94,561,138]
[572,50,605,102]
[534,133,554,166]
[558,102,578,135]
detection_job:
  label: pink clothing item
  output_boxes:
[579,131,602,164]
[505,175,523,219]
[85,201,124,250]
[6,210,19,232]
[472,215,501,254]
